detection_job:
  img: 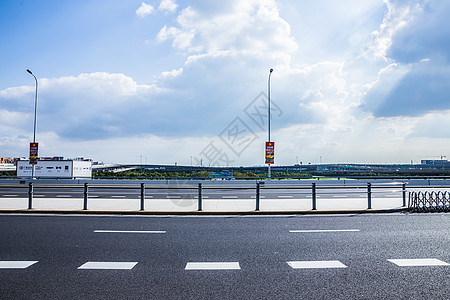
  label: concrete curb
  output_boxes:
[0,207,410,215]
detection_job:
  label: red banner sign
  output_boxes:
[265,142,274,165]
[29,142,38,165]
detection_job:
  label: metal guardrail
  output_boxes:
[408,191,450,212]
[0,182,413,212]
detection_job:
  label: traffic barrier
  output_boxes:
[1,181,418,212]
[408,191,450,212]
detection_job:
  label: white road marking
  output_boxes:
[166,196,181,199]
[0,261,38,269]
[78,262,137,270]
[278,195,294,198]
[56,195,71,198]
[290,229,360,233]
[3,195,18,197]
[111,195,127,198]
[250,196,266,198]
[388,259,449,267]
[332,195,348,198]
[33,195,45,197]
[222,196,238,199]
[287,260,347,269]
[94,230,166,234]
[185,262,241,270]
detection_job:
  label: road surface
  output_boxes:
[0,213,448,299]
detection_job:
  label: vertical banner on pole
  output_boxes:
[265,142,274,165]
[29,143,38,165]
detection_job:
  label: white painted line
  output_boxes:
[78,262,137,270]
[185,262,241,270]
[0,261,38,269]
[94,230,166,234]
[290,229,360,233]
[287,260,347,269]
[250,196,266,198]
[3,195,18,197]
[89,195,99,198]
[56,195,71,198]
[166,196,181,199]
[388,259,449,267]
[33,195,45,197]
[146,195,154,198]
[202,196,209,199]
[278,195,294,198]
[222,196,238,199]
[332,195,348,198]
[111,195,127,198]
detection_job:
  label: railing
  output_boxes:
[0,182,414,212]
[408,191,450,212]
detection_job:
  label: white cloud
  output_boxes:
[159,0,178,13]
[159,0,297,58]
[362,0,421,61]
[136,2,154,18]
[159,68,183,79]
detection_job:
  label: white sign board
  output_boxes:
[16,160,92,178]
[73,161,92,178]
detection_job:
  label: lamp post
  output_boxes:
[268,68,273,179]
[27,69,38,178]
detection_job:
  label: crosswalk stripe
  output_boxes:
[78,262,137,270]
[287,260,347,269]
[185,262,240,270]
[0,261,38,269]
[388,259,449,267]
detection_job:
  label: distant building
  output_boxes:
[421,159,450,165]
[0,157,14,164]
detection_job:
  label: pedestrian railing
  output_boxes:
[0,181,414,212]
[408,191,450,212]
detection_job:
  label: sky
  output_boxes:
[1,0,450,166]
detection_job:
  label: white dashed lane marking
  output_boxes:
[78,262,137,270]
[0,261,38,269]
[290,229,360,233]
[287,260,347,269]
[185,262,241,270]
[94,230,166,234]
[388,259,449,267]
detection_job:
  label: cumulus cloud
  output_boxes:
[158,0,297,57]
[0,73,166,141]
[159,0,178,12]
[136,2,154,17]
[361,0,450,118]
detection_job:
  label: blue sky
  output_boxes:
[1,0,450,165]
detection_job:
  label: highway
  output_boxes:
[0,213,448,299]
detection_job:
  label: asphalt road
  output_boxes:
[0,213,449,299]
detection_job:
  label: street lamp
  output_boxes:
[268,68,273,179]
[27,69,38,178]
